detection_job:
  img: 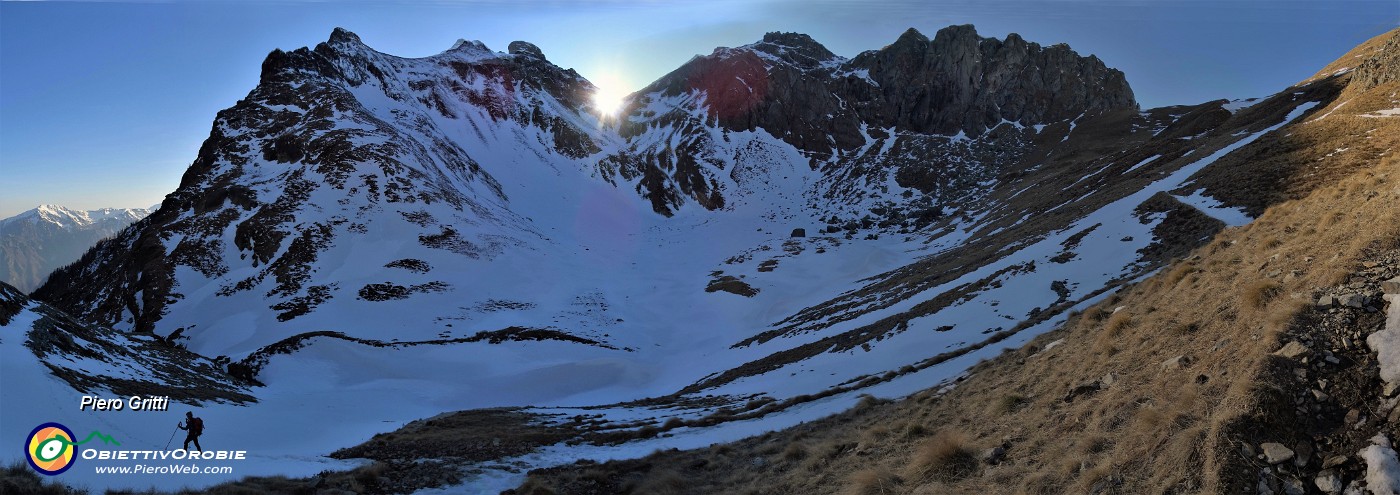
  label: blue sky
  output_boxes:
[0,0,1395,218]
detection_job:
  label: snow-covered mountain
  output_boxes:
[6,24,1363,491]
[0,205,151,292]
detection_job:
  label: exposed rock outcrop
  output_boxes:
[626,25,1136,151]
[1348,30,1400,92]
[849,26,1136,137]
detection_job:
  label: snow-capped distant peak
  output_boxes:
[2,205,151,230]
[0,205,152,292]
[11,204,85,227]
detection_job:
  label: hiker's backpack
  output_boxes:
[190,417,204,434]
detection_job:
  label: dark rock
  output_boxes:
[508,41,545,60]
[790,228,806,238]
[980,446,1006,464]
[847,25,1136,137]
[1063,380,1102,402]
[1281,476,1305,495]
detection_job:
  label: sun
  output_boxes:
[593,88,625,117]
[589,72,629,117]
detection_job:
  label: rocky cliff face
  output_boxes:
[609,25,1136,216]
[624,25,1135,152]
[1349,31,1400,92]
[850,26,1136,136]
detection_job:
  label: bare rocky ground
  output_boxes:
[1239,248,1400,495]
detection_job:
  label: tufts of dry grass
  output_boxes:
[992,394,1028,415]
[1093,310,1133,352]
[623,468,688,495]
[856,393,886,410]
[905,431,978,483]
[1242,280,1281,309]
[1166,262,1197,285]
[845,467,902,495]
[781,441,809,461]
[0,462,86,495]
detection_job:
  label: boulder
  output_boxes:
[1315,470,1343,494]
[790,228,806,238]
[1261,442,1295,464]
[1100,372,1119,387]
[1160,355,1190,370]
[1383,276,1400,294]
[1274,341,1311,360]
[980,446,1006,464]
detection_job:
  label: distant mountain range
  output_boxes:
[0,205,151,292]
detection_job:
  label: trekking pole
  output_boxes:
[164,423,180,450]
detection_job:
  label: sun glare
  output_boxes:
[589,72,628,117]
[593,88,625,117]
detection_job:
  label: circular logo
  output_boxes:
[25,422,76,476]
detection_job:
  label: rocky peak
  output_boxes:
[891,27,931,47]
[508,41,546,60]
[849,24,1136,135]
[327,27,366,50]
[751,32,838,69]
[449,39,492,55]
[930,24,979,47]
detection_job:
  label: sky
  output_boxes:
[0,0,1395,218]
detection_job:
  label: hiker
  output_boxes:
[178,411,204,452]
